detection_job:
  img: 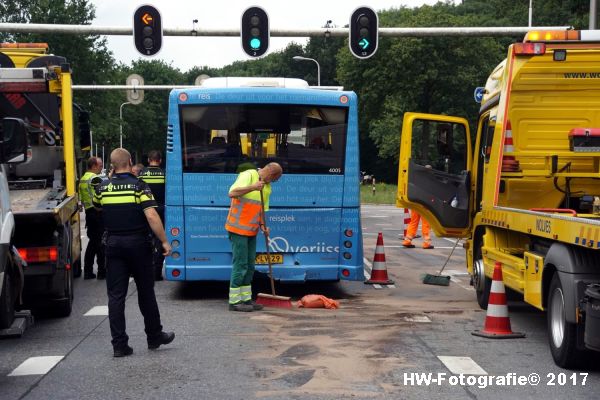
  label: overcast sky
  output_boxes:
[92,1,441,71]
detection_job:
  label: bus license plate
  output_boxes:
[255,253,283,264]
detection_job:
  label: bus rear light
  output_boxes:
[170,227,180,237]
[344,229,353,237]
[171,240,180,248]
[171,251,180,259]
[341,269,350,277]
[344,240,352,248]
[178,92,188,102]
[343,252,352,260]
[17,246,58,263]
[172,269,181,277]
[514,42,546,55]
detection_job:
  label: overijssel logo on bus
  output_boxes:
[268,236,340,253]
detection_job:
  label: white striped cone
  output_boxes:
[403,208,411,239]
[365,232,394,285]
[502,120,520,172]
[472,261,525,339]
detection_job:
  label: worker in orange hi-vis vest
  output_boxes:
[402,210,434,249]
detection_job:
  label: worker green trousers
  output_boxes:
[228,232,257,304]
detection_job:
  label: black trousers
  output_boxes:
[84,208,105,275]
[105,233,163,349]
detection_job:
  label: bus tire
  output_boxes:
[0,264,16,329]
[547,274,586,369]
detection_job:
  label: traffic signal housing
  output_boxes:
[134,5,163,56]
[241,7,269,57]
[349,7,379,59]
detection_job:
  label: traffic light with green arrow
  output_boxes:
[349,7,378,59]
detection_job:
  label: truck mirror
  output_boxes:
[0,117,28,164]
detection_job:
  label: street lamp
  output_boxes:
[293,56,320,86]
[119,101,131,148]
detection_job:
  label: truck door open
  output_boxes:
[397,112,472,237]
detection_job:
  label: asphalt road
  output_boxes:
[0,204,598,399]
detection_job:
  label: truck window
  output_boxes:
[411,119,467,174]
[482,120,495,164]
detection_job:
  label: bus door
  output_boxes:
[397,112,472,237]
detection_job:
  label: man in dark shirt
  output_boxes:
[93,148,174,357]
[139,150,166,280]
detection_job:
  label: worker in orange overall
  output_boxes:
[402,210,434,249]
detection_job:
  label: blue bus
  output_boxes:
[164,77,363,283]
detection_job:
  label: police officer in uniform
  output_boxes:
[79,156,105,279]
[93,148,174,357]
[139,150,166,281]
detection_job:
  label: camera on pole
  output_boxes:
[133,5,163,56]
[241,7,269,57]
[349,7,379,59]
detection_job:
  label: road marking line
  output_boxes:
[443,237,459,244]
[364,215,387,218]
[9,356,64,376]
[437,356,487,375]
[375,223,393,226]
[373,284,382,289]
[389,284,396,288]
[84,306,108,316]
[404,315,431,323]
[446,269,470,277]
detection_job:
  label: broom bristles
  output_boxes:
[256,292,293,308]
[422,274,451,286]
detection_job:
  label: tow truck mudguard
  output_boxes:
[545,243,600,324]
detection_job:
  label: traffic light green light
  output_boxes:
[241,7,269,57]
[349,7,378,59]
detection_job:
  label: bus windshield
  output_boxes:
[180,104,347,174]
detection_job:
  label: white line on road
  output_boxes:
[9,356,64,376]
[363,215,388,218]
[84,306,108,316]
[375,223,393,226]
[404,315,431,323]
[437,356,487,375]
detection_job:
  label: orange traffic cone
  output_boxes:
[501,120,520,172]
[365,233,394,285]
[402,208,411,239]
[472,262,525,339]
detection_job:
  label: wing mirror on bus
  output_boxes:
[0,117,29,164]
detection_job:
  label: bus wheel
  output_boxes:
[473,258,491,310]
[547,274,586,368]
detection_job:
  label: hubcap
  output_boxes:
[550,287,565,348]
[473,259,485,291]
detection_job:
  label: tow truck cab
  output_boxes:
[397,30,600,368]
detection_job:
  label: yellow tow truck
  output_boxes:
[397,30,600,368]
[0,43,81,325]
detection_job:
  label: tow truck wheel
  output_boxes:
[547,274,586,369]
[54,268,73,318]
[473,259,491,310]
[0,264,16,329]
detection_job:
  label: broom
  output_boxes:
[421,238,461,286]
[255,187,292,308]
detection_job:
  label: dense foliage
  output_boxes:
[0,0,592,178]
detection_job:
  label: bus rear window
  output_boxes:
[180,104,347,174]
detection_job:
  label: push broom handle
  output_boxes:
[259,188,276,296]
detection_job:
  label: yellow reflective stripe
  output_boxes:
[141,176,165,183]
[139,194,153,202]
[101,195,137,205]
[229,287,242,304]
[240,285,251,301]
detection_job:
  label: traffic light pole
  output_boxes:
[0,23,571,37]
